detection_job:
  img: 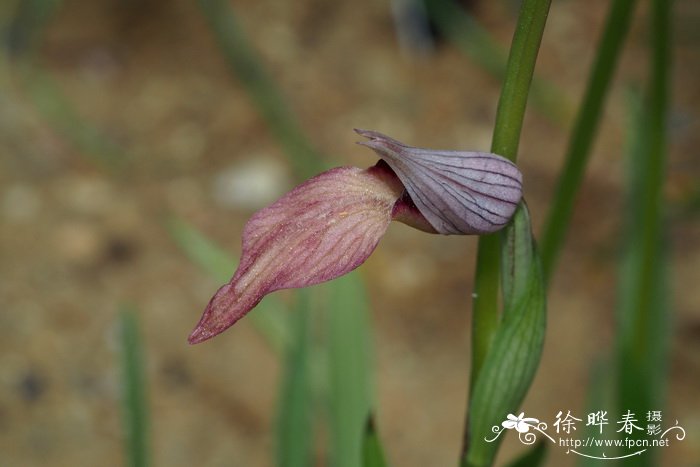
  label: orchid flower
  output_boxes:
[188,129,523,344]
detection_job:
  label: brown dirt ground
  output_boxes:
[1,0,699,466]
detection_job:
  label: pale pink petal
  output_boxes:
[188,165,404,344]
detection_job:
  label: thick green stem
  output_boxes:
[469,0,550,396]
[539,0,638,283]
[469,234,500,393]
[466,0,551,464]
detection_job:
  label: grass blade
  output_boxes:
[615,0,671,454]
[424,0,569,123]
[5,0,126,171]
[362,415,388,467]
[15,64,127,171]
[276,290,313,467]
[118,306,150,467]
[328,273,372,467]
[577,358,614,467]
[196,0,326,180]
[5,0,61,56]
[539,0,638,282]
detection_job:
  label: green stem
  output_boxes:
[539,0,638,283]
[466,0,550,463]
[469,234,500,393]
[470,0,550,394]
[488,0,551,163]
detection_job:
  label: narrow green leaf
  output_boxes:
[539,0,639,282]
[328,272,372,467]
[166,216,290,352]
[362,415,388,467]
[424,0,506,78]
[118,306,150,467]
[577,358,614,467]
[465,205,546,467]
[276,290,313,467]
[196,0,326,180]
[6,0,61,56]
[615,0,671,456]
[15,62,126,171]
[504,442,547,467]
[166,217,235,283]
[7,0,126,172]
[424,0,570,123]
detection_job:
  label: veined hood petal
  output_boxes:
[355,129,523,234]
[188,164,404,344]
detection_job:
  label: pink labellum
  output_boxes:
[355,129,523,234]
[188,165,404,344]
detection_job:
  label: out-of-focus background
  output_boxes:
[0,0,698,465]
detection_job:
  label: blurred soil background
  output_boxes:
[0,0,699,465]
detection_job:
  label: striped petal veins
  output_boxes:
[355,129,522,234]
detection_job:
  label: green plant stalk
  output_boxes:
[196,0,326,180]
[470,0,550,397]
[466,0,550,464]
[539,0,638,283]
[119,307,150,467]
[469,234,500,393]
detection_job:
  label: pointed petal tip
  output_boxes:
[187,282,250,344]
[187,326,210,345]
[354,128,377,147]
[353,128,405,146]
[187,311,226,345]
[354,127,384,138]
